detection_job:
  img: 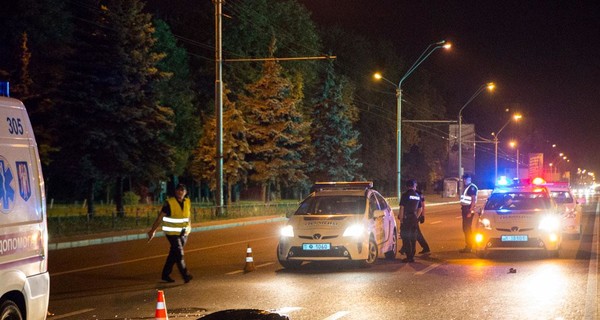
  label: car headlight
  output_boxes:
[479,218,491,230]
[280,225,294,238]
[539,215,561,232]
[343,224,365,237]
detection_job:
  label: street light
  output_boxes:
[492,113,522,182]
[457,82,495,192]
[509,140,519,179]
[373,40,451,200]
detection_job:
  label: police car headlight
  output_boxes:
[280,225,294,238]
[479,218,492,230]
[539,215,561,232]
[343,224,365,237]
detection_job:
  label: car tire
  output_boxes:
[358,237,378,268]
[0,300,23,320]
[384,229,397,260]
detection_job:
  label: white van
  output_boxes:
[0,83,49,320]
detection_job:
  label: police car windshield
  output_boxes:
[295,196,366,215]
[550,191,574,204]
[485,192,552,211]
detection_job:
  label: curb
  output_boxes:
[48,216,288,251]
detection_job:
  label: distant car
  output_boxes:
[544,182,582,238]
[475,181,562,258]
[277,181,397,268]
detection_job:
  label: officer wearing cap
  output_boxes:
[459,174,478,253]
[147,183,193,283]
[398,179,423,263]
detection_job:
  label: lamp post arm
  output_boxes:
[495,119,512,138]
[400,43,445,86]
[458,85,486,118]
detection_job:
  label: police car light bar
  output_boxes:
[0,82,8,97]
[311,181,373,192]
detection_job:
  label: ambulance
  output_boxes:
[0,82,49,320]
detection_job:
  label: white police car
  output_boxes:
[277,182,397,268]
[543,181,582,238]
[475,179,562,258]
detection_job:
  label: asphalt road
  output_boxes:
[47,198,599,320]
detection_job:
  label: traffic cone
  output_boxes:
[244,244,256,273]
[155,290,168,320]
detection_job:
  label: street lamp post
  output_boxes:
[510,141,519,180]
[457,82,495,193]
[374,40,451,200]
[492,113,522,182]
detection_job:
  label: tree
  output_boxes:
[59,0,174,217]
[309,60,362,181]
[153,19,200,186]
[191,85,251,205]
[240,40,310,202]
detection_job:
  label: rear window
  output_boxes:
[485,192,552,211]
[295,196,366,215]
[550,191,574,204]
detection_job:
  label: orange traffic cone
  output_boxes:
[244,244,256,273]
[155,290,168,320]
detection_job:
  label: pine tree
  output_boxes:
[240,40,309,202]
[59,0,174,216]
[191,85,251,205]
[309,60,362,181]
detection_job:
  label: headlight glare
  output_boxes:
[539,215,561,232]
[480,218,491,230]
[280,225,294,237]
[343,224,365,237]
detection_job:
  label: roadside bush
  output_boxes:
[123,191,141,205]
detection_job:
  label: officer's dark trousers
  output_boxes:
[461,206,474,249]
[416,224,430,251]
[162,234,189,279]
[400,217,418,260]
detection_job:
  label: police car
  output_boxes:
[475,178,562,258]
[543,181,582,238]
[277,182,397,268]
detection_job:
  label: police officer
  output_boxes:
[147,183,193,283]
[398,179,423,263]
[459,174,478,253]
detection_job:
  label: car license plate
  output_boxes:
[501,235,528,242]
[302,243,331,250]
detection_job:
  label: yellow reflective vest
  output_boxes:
[460,183,478,206]
[162,197,191,236]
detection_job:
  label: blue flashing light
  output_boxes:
[0,82,8,97]
[496,176,511,186]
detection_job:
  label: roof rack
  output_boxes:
[310,181,373,193]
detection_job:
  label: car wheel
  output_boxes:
[0,300,23,320]
[358,237,378,268]
[384,229,397,260]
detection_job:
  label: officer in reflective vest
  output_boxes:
[147,183,193,283]
[398,179,423,263]
[459,174,478,253]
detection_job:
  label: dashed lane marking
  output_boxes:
[323,311,350,320]
[414,263,442,276]
[226,262,274,275]
[429,220,442,224]
[49,308,95,319]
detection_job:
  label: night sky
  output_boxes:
[297,0,600,175]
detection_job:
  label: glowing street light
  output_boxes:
[373,40,451,200]
[509,140,519,180]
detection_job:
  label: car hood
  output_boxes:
[289,215,362,230]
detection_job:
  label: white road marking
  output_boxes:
[51,236,277,276]
[584,201,599,319]
[226,262,275,275]
[323,311,350,320]
[455,216,463,219]
[49,308,95,319]
[414,263,442,276]
[429,220,442,225]
[273,306,303,314]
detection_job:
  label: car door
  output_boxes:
[368,193,385,245]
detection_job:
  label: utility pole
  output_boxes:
[214,0,224,216]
